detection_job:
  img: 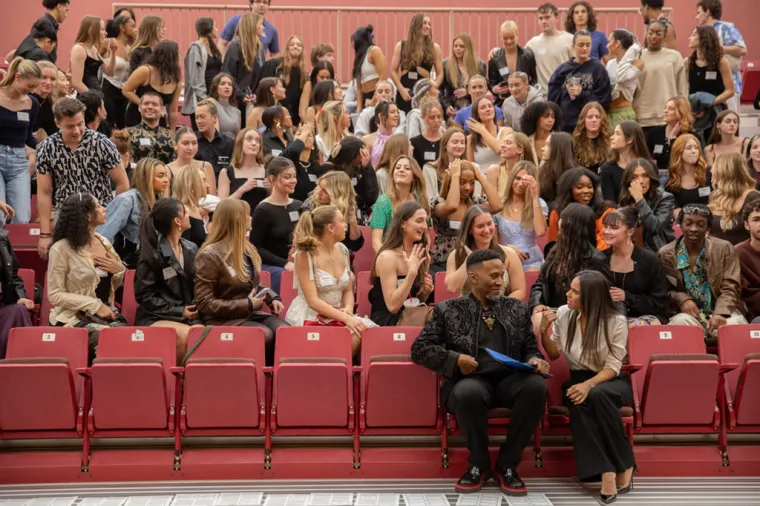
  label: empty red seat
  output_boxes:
[121,270,138,325]
[718,325,760,431]
[356,271,372,319]
[259,270,271,288]
[434,271,458,303]
[278,270,298,313]
[0,327,88,447]
[352,227,375,274]
[3,224,41,248]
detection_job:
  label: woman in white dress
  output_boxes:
[285,205,375,355]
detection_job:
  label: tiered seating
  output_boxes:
[353,226,375,274]
[434,271,458,303]
[356,271,372,319]
[278,270,298,314]
[718,325,760,436]
[121,270,138,325]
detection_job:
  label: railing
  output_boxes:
[112,4,672,83]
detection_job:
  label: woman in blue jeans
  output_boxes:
[0,58,42,225]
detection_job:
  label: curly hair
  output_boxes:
[565,1,598,32]
[666,134,708,191]
[543,203,598,289]
[619,158,661,206]
[554,167,604,218]
[520,101,563,137]
[688,25,723,71]
[572,102,610,168]
[400,13,436,72]
[53,193,98,252]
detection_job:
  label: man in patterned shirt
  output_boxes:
[35,97,130,260]
[696,0,747,112]
[126,92,176,167]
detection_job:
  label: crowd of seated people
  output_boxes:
[2,0,759,500]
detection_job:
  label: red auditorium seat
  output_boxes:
[352,227,375,274]
[434,271,458,303]
[3,223,41,248]
[356,271,372,318]
[17,268,39,323]
[740,61,760,105]
[259,270,271,288]
[0,327,88,449]
[271,326,357,463]
[627,325,734,464]
[121,270,138,325]
[78,327,179,470]
[717,325,760,433]
[278,270,298,313]
[524,270,539,303]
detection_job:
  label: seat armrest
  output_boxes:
[621,363,643,374]
[719,363,739,374]
[352,366,362,374]
[76,367,91,378]
[262,366,273,374]
[170,366,184,378]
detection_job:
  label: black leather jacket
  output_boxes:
[0,230,27,305]
[411,294,542,404]
[134,235,198,324]
[487,45,538,99]
[632,189,676,253]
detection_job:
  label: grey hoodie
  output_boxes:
[501,86,545,132]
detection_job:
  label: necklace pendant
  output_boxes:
[482,313,496,331]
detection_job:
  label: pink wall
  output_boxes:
[1,0,755,78]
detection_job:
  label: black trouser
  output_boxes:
[239,315,289,366]
[562,370,635,481]
[446,372,547,470]
[102,79,128,130]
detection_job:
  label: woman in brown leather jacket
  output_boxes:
[194,199,288,365]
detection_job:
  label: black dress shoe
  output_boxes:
[497,468,527,496]
[455,465,487,493]
[617,469,635,495]
[599,493,617,504]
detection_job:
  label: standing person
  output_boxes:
[135,198,204,363]
[633,20,687,132]
[565,1,609,60]
[168,126,217,195]
[35,97,130,260]
[218,0,279,59]
[696,0,747,113]
[126,93,176,165]
[222,13,264,119]
[208,73,242,139]
[548,30,611,134]
[645,96,696,171]
[194,199,288,366]
[0,223,34,358]
[659,204,747,340]
[13,0,69,65]
[606,29,643,130]
[525,3,574,95]
[684,26,734,108]
[122,40,181,131]
[128,16,164,71]
[218,128,268,216]
[737,200,760,323]
[0,58,41,225]
[16,19,58,63]
[599,121,651,203]
[390,13,443,114]
[704,110,748,165]
[70,16,116,94]
[441,34,486,117]
[501,72,544,133]
[639,0,677,50]
[182,17,222,129]
[31,60,59,139]
[487,21,537,102]
[351,25,387,113]
[261,35,306,125]
[250,157,301,294]
[540,270,634,504]
[573,102,611,174]
[102,14,137,129]
[413,247,549,495]
[708,153,760,245]
[194,99,235,179]
[666,134,712,217]
[410,100,444,169]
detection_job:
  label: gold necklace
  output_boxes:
[481,308,496,331]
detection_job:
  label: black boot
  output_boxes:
[455,465,487,493]
[497,468,527,496]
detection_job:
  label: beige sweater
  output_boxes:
[634,48,688,127]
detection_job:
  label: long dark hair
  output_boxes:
[139,198,185,262]
[196,16,221,60]
[370,200,430,286]
[539,132,577,201]
[310,79,337,107]
[689,25,723,71]
[543,203,597,288]
[564,270,622,367]
[145,40,182,85]
[554,167,604,218]
[53,193,98,252]
[470,96,497,148]
[327,136,366,178]
[619,158,660,206]
[370,100,393,134]
[255,77,282,108]
[352,24,374,82]
[309,61,335,86]
[454,205,504,268]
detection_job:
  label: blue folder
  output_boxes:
[485,348,552,378]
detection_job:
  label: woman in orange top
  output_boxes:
[546,167,612,250]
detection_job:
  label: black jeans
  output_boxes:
[446,372,547,469]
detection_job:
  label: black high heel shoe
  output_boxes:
[617,468,636,495]
[599,492,617,504]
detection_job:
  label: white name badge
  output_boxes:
[139,138,151,147]
[538,48,547,55]
[705,71,718,80]
[351,177,358,186]
[698,186,711,197]
[162,267,177,280]
[408,71,418,80]
[289,211,299,222]
[217,156,230,166]
[424,151,436,161]
[271,149,282,156]
[17,111,29,122]
[499,66,510,76]
[95,268,108,278]
[308,173,318,182]
[449,220,461,230]
[653,144,664,154]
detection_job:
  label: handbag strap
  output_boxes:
[181,325,213,366]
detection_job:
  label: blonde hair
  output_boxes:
[709,152,757,230]
[172,166,206,210]
[500,20,519,37]
[310,171,356,219]
[0,57,41,88]
[230,127,264,168]
[74,16,103,48]
[110,129,131,156]
[432,127,467,184]
[196,97,218,116]
[198,199,262,281]
[317,101,348,156]
[236,13,263,71]
[293,205,340,254]
[281,35,307,88]
[387,155,430,215]
[130,16,163,57]
[132,158,166,213]
[502,160,539,229]
[445,34,478,90]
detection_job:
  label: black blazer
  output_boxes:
[0,230,27,305]
[602,245,670,322]
[134,236,198,324]
[487,46,537,99]
[529,247,607,311]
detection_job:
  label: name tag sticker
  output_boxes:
[162,267,177,280]
[17,111,29,122]
[393,333,406,341]
[408,71,418,80]
[42,333,56,342]
[449,220,461,230]
[698,186,711,197]
[499,66,510,76]
[132,329,145,342]
[751,330,760,339]
[424,151,436,161]
[139,138,151,147]
[659,331,672,340]
[289,211,299,222]
[653,144,664,154]
[221,333,234,341]
[705,71,718,80]
[217,156,230,166]
[308,173,318,182]
[307,332,320,341]
[351,177,358,186]
[30,228,40,236]
[538,48,547,55]
[271,149,282,156]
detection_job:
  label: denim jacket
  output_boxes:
[96,189,143,246]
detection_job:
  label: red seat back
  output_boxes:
[40,274,51,326]
[259,270,271,288]
[3,224,41,248]
[718,325,760,425]
[352,227,375,274]
[360,327,438,428]
[356,271,372,319]
[278,270,297,313]
[121,270,138,325]
[524,270,539,303]
[17,268,35,302]
[538,338,571,413]
[434,271,458,303]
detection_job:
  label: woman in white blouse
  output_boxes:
[539,270,634,504]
